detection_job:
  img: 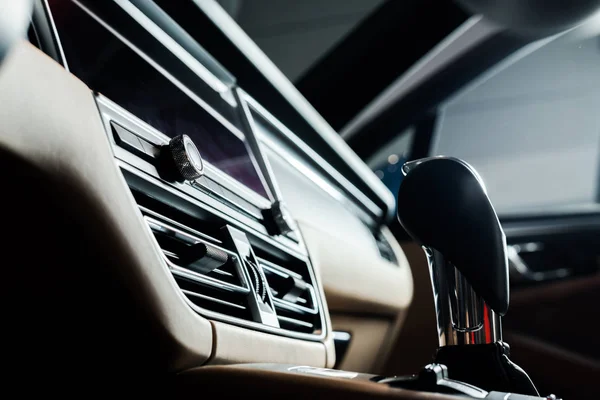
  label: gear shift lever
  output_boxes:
[397,157,537,395]
[397,156,507,345]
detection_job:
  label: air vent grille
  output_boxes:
[375,233,398,265]
[129,188,324,340]
[260,258,321,334]
[141,209,254,322]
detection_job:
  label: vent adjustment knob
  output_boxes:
[158,134,204,182]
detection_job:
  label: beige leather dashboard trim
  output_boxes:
[0,42,214,370]
[0,42,330,371]
[331,314,393,373]
[300,222,413,316]
[209,321,327,366]
[314,224,413,374]
[176,365,460,400]
[382,242,438,376]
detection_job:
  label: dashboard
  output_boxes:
[1,0,413,374]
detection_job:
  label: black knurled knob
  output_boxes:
[163,134,204,182]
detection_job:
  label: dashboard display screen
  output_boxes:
[49,0,268,198]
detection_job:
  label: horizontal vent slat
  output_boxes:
[171,268,249,294]
[181,289,247,310]
[212,268,234,277]
[142,211,253,322]
[144,215,249,293]
[273,298,318,315]
[175,275,252,321]
[259,257,322,334]
[261,260,318,314]
[277,315,314,329]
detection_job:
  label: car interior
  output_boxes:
[2,0,599,398]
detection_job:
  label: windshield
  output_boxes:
[219,0,384,82]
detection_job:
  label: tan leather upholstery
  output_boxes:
[505,274,600,399]
[331,314,394,373]
[0,42,212,388]
[305,222,413,374]
[208,320,328,366]
[0,41,415,392]
[383,242,438,376]
[0,42,328,384]
[301,222,413,316]
[176,365,462,399]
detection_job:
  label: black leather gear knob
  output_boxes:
[397,157,509,315]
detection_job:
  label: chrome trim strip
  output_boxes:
[42,0,68,70]
[243,92,382,219]
[129,0,236,88]
[71,1,245,140]
[181,289,247,310]
[259,258,303,279]
[507,244,571,282]
[172,267,248,294]
[332,331,352,342]
[234,87,281,202]
[114,0,230,94]
[273,296,318,315]
[277,316,313,329]
[139,205,222,244]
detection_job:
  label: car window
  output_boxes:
[373,31,600,215]
[433,31,600,215]
[367,127,415,208]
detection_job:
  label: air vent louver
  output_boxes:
[375,233,398,265]
[128,188,324,340]
[260,258,321,334]
[141,209,254,322]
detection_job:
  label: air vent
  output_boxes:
[141,206,253,321]
[126,187,324,340]
[260,258,321,334]
[374,232,398,265]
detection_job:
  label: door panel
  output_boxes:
[502,213,600,399]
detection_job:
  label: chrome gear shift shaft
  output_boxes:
[425,248,502,346]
